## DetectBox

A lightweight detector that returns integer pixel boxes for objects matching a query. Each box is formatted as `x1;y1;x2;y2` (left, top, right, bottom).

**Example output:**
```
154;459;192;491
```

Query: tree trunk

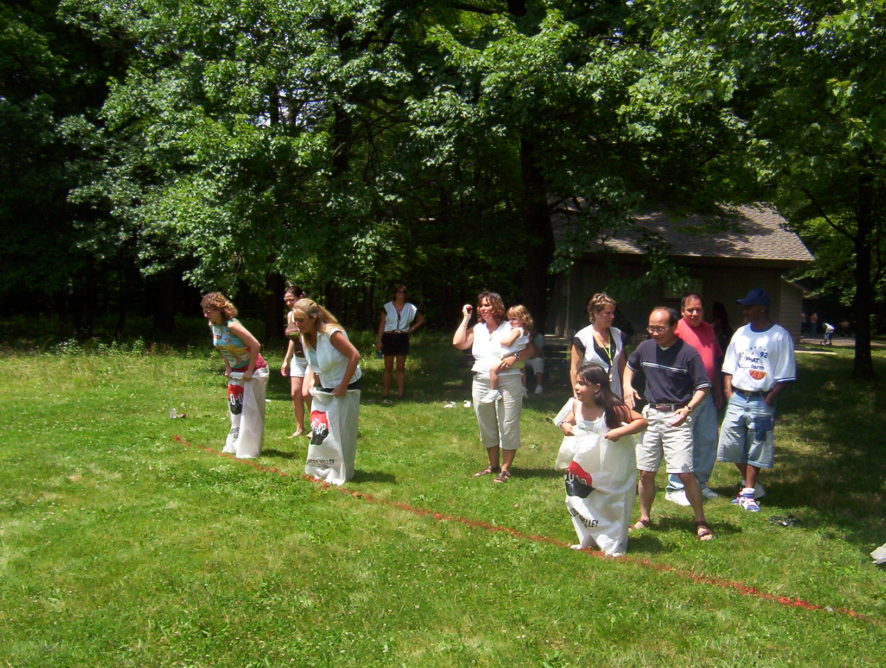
72;259;96;338
518;136;554;333
151;268;177;334
852;173;875;380
264;272;285;344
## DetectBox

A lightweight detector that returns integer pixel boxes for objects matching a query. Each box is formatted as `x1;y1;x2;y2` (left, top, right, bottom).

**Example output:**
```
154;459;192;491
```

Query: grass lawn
0;333;883;666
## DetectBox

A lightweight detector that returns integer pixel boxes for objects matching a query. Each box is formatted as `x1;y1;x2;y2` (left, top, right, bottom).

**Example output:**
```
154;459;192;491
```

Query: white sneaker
731;482;766;502
480;389;501;404
522;386;529;398
534;385;543;394
665;489;691;506
701;486;719;499
738;488;761;512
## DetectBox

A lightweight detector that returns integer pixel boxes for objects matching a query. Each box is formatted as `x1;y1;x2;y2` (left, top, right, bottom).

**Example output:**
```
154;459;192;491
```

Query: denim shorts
717;391;775;469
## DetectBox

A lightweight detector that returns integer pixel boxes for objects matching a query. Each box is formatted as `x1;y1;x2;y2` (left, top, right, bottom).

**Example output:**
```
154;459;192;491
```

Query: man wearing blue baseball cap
717;289;797;511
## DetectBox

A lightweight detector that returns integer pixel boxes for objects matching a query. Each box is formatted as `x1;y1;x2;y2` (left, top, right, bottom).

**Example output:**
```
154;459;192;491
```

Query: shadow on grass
750;352;886;555
512;466;566;480
352;470;397;484
262;448;299;460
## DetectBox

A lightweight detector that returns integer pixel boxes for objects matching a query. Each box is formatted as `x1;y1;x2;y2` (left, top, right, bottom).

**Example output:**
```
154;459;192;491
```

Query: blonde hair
201;292;238;320
292;298;343;345
507;304;534;334
586;292;616;324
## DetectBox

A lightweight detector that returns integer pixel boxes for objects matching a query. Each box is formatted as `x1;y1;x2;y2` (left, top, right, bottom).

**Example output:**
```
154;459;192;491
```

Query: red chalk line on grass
172;435;882;628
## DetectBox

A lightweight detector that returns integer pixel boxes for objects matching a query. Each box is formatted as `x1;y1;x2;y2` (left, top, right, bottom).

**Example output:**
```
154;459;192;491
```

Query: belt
649;403;686;412
318;378;362;393
734;389;766;398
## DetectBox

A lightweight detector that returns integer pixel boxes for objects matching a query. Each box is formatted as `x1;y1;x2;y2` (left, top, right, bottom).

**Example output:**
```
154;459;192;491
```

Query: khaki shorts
635;406;694;474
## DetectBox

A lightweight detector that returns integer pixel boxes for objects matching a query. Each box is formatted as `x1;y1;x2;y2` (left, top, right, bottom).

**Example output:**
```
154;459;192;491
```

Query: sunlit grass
0;337;883;665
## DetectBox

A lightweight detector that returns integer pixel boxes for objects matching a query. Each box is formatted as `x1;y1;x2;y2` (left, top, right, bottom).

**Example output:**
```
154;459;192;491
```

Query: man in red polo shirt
665;294;723;506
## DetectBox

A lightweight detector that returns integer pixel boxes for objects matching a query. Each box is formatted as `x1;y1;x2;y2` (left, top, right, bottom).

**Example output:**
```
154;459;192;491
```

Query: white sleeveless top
382;301;418;333
303;327;363;389
572;398;607;435
470;321;520;376
573;325;625;398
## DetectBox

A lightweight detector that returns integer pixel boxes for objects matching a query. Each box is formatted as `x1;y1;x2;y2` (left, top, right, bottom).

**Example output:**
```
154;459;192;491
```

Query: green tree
651;0;885;378
0;0;123;328
409;1;751;328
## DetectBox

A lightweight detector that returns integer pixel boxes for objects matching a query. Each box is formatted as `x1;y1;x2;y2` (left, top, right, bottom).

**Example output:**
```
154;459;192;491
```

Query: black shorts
381;331;410;356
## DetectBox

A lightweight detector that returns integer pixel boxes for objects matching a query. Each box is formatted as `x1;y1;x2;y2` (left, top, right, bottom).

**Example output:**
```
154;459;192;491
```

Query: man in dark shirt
624;307;714;541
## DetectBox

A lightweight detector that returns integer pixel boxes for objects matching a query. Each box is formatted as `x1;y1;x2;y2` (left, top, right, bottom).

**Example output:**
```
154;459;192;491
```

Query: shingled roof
609;204;813;265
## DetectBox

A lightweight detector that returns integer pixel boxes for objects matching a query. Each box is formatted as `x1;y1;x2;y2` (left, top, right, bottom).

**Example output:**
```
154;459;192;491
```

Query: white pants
472;373;522;450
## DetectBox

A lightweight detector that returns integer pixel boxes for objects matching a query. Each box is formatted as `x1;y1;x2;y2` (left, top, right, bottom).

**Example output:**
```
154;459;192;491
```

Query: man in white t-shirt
717;289;796;512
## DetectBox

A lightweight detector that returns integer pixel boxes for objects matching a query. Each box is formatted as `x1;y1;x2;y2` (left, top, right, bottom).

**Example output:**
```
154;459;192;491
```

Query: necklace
595;328;615;369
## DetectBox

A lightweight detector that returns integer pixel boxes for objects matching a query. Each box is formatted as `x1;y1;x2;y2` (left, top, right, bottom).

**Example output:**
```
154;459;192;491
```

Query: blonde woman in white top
292;298;362;484
570;292;627;399
292;298;362;395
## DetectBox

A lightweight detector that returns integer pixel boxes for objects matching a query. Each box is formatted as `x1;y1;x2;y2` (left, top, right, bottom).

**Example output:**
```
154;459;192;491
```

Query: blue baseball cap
737;288;770;306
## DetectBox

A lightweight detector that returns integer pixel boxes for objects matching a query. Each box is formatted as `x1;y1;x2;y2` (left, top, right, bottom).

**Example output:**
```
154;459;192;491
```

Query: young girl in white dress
556;364;646;556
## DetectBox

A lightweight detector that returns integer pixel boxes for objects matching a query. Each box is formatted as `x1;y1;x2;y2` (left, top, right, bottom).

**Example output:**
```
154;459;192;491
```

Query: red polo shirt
675;318;722;381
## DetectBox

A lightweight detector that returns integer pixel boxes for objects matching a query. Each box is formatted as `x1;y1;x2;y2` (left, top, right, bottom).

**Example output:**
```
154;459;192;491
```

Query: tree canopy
3;0;884;374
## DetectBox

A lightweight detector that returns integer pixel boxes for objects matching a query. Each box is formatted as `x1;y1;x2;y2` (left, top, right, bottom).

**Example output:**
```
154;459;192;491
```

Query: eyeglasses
396;289;407;293
647;326;669;334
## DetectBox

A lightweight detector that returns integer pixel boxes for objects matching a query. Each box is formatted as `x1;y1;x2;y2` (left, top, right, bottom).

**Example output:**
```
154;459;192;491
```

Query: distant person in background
710;301;734;352
571;293;627;399
281;285;313;437
717;289;796;512
822;322;835;346
201;292;269;459
525;330;546;394
375;284;424;400
809;311;819;337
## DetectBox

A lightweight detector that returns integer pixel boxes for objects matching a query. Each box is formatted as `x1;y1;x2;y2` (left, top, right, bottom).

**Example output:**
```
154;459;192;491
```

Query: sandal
695;521;715;541
493;469;511;483
473;465;501;477
629;518;653;532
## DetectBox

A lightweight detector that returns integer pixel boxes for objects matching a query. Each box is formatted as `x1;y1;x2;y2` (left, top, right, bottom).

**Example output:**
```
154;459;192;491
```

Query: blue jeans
666;394;718;491
717;391;775;469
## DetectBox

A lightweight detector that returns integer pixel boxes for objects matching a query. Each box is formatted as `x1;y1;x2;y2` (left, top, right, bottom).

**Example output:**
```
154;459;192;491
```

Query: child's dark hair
577;363;627;429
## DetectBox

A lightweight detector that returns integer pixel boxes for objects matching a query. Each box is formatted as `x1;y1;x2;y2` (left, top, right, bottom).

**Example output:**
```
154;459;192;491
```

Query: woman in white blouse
375;284;425;399
452;291;531;483
570;292;627;399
